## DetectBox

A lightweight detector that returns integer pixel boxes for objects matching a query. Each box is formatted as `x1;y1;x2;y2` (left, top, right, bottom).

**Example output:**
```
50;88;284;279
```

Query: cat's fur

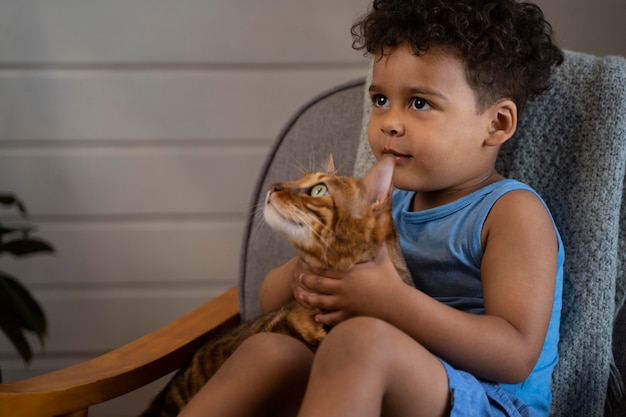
139;155;412;417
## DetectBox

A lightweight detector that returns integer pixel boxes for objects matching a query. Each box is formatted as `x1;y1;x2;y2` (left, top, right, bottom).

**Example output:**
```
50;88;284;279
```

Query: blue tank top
392;179;564;415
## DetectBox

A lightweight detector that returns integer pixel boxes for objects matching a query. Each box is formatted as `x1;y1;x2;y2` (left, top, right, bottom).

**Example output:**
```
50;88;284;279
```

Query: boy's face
368;44;505;201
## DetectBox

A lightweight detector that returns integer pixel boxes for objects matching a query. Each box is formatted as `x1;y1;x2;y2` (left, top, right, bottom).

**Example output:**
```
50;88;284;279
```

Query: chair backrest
239;79;366;320
496;50;626;417
239;50;626;417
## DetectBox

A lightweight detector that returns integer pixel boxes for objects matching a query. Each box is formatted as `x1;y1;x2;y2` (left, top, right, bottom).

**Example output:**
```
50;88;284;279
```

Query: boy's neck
409;171;505;212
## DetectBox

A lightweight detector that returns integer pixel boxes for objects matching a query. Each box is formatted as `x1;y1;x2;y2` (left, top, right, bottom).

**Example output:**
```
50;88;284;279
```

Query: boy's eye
410;97;431;110
372;94;390;107
309;184;329;198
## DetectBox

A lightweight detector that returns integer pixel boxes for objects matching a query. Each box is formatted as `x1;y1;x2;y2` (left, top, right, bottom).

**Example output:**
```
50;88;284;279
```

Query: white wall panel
0;68;366;141
0;146;267;215
534;0;626;57
0;219;246;286
0;0;371;64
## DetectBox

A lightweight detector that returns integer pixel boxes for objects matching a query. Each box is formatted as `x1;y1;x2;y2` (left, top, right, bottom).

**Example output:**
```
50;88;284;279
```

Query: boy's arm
259;256;306;313
299;190;558;384
464;189;557;382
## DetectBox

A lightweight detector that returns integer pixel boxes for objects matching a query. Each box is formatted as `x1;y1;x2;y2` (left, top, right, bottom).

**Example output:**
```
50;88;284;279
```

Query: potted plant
0;193;54;381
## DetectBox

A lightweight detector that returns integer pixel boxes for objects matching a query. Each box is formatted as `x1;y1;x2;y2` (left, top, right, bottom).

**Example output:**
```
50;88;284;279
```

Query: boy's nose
379;110;405;136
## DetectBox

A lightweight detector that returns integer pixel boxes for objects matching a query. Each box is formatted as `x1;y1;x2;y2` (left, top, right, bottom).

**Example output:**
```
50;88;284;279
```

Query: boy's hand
296;245;406;326
289;257;315;304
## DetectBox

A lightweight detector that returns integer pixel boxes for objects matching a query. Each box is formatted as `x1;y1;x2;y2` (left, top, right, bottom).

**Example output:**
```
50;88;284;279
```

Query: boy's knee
239;332;313;369
326;316;395;350
311;317;406;374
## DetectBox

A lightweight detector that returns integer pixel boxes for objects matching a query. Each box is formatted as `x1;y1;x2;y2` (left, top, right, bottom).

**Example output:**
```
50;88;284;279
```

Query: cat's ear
362;155;394;211
324;154;337;173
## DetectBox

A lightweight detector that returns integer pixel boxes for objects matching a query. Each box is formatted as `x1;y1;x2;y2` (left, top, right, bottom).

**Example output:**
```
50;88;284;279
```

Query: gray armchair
2;50;624;417
242;49;626;417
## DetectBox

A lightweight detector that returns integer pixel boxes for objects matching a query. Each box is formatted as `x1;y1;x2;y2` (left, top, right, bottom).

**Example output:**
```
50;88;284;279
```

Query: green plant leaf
0;309;33;363
0;195;48;367
0;194;28;217
0;272;47;338
1;238;55;256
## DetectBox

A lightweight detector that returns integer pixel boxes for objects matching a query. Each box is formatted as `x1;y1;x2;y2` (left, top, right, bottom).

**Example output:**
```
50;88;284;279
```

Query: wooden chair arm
0;287;240;417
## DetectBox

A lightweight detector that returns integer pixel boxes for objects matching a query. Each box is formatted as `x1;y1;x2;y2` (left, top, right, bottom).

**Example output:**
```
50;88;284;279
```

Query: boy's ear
485;99;517;147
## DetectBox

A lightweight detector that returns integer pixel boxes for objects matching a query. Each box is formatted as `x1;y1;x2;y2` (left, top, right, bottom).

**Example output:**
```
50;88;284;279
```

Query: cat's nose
271;184;283;193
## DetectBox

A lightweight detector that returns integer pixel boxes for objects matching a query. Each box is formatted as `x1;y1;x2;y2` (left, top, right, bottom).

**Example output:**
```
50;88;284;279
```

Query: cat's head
264;155;395;271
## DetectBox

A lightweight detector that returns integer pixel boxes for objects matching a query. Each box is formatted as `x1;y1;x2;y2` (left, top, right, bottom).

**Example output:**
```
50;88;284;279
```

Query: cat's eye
309;184;329;198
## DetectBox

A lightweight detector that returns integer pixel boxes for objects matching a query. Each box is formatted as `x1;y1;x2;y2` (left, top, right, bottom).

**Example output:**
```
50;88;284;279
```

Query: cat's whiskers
288;154;310;176
250;201;270;240
251;201;265;222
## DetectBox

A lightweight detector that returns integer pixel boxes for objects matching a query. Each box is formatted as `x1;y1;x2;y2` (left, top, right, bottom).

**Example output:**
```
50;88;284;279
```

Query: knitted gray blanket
354;50;626;417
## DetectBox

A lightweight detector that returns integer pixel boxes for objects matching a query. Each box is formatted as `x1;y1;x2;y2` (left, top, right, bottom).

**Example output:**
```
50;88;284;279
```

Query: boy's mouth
383;148;411;161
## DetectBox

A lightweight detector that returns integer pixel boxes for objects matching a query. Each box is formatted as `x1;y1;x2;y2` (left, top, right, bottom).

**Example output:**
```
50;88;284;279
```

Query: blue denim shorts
441;361;543;417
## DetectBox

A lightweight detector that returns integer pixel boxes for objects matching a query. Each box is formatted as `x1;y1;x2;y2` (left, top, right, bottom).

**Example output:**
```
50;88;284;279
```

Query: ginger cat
139;155;411;416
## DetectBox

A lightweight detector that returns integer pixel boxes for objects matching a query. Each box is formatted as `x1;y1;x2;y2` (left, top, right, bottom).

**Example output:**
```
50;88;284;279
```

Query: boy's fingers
315;310;349;327
299;272;335;293
299;287;339;311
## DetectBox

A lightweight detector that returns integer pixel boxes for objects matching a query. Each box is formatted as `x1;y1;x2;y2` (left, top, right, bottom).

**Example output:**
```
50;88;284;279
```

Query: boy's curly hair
351;0;563;114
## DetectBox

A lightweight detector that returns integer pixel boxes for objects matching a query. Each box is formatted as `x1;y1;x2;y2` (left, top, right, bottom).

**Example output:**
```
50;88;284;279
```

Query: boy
180;1;564;416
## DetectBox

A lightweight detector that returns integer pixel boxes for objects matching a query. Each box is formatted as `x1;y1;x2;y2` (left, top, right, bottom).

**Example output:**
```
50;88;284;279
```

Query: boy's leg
297;316;450;417
179;332;314;417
